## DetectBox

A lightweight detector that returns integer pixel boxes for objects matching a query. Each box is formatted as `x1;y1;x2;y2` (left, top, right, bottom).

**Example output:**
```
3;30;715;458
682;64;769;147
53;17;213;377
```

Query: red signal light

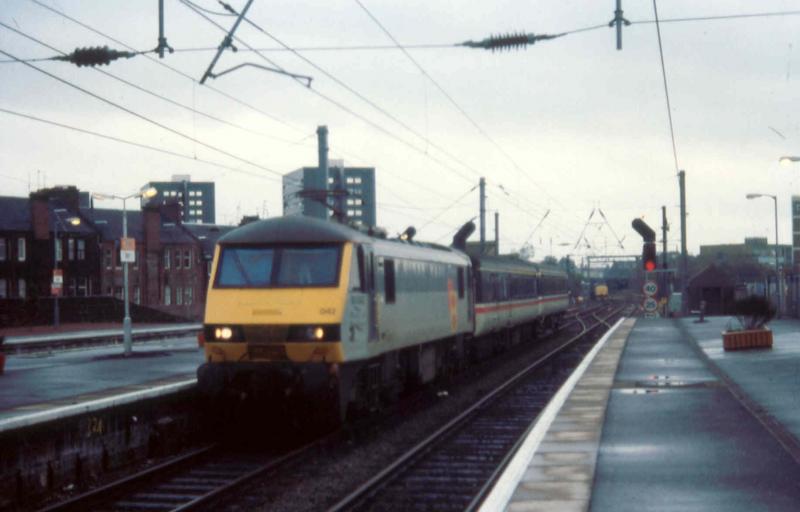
644;260;656;272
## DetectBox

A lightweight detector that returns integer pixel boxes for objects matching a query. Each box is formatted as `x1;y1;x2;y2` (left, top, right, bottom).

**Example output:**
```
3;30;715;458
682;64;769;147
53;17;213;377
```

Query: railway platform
483;316;800;512
0;334;202;432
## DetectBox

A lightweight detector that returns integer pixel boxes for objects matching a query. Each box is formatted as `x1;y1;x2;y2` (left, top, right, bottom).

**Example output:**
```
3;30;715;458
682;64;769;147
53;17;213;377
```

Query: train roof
218;215;374;245
473;254;567;277
217;217;469;265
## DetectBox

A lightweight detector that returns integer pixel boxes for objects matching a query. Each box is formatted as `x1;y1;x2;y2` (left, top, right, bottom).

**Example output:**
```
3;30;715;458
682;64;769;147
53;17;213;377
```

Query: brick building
0;186;228;322
86;203;205;320
0;189;101;300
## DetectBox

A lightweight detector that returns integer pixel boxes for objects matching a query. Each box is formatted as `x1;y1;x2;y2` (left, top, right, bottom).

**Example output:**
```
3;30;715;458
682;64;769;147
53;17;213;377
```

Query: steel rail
40;438;320;512
328;305;623;512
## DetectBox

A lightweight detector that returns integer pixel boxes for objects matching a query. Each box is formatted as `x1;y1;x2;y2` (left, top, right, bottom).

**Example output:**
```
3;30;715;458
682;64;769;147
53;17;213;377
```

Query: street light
779;156;800;166
51;208;81;328
745;193;782;314
92;186;157;356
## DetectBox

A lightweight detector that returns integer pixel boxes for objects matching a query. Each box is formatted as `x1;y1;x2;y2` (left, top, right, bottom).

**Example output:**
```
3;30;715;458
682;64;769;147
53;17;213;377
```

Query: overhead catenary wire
651;0;680;173
416;185;478;233
353;0;587;230
181;0;480;186
0;107;279;183
22;0;450;222
0;22;303;147
12;2;468;231
28;0;300;133
0;48;296;183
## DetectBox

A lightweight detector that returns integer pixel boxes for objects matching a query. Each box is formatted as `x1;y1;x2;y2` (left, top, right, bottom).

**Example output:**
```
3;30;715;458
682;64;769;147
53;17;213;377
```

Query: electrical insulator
460;32;560;52
57;46;137;67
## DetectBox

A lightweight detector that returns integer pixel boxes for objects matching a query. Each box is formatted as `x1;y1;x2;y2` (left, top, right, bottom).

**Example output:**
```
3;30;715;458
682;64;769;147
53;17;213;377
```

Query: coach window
457;267;465;298
384;259;396;303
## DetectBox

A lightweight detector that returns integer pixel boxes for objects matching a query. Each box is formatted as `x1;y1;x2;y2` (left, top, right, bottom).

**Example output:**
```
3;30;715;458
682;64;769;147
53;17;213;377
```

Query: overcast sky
1;1;798;263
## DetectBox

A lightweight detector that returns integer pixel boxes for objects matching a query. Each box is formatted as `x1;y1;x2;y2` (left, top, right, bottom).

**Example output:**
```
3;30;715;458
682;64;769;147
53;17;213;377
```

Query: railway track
39;304;621;512
39;442;313;512
327;305;625;512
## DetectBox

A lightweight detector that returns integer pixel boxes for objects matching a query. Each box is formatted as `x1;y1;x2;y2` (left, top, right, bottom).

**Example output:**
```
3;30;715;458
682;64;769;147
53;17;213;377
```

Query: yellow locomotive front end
196;216;372;426
201;242;351;365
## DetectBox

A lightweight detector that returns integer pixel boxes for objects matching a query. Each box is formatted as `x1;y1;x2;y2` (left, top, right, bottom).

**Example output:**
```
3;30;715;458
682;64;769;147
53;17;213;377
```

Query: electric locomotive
197;216;570;424
198;216;473;422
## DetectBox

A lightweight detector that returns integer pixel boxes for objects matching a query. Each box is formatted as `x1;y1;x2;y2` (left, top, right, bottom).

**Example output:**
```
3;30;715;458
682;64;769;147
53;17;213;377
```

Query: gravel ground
205;317;597;512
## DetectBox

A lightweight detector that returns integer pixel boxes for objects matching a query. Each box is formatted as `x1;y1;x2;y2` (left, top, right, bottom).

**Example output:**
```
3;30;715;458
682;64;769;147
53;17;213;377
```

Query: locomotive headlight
215;327;233;340
313;327;325;340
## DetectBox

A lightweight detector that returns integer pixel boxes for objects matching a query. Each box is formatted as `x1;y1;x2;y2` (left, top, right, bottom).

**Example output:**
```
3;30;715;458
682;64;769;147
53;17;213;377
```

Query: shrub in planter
723;295;775;351
733;294;776;330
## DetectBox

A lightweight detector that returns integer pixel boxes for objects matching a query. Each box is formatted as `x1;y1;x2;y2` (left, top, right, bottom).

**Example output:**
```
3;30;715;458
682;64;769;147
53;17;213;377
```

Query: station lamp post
51;208;81;328
92;187;158;356
746;193;782;314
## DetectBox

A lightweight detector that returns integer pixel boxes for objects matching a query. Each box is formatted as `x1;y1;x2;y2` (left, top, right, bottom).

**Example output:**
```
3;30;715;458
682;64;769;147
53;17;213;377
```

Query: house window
197;191;203;197
55;238;62;262
78;278;88;297
175;249;182;269
115;286;123;300
189;190;196;197
184;249;191;269
185;286;193;305
68;278;77;297
134;286;141;304
0;279;6;298
0;238;6;261
104;248;112;269
164;285;171;305
164;249;170;269
196;200;203;206
17;237;25;261
18;279;26;299
176;286;183;305
133;249;139;270
68;238;75;260
77;239;86;260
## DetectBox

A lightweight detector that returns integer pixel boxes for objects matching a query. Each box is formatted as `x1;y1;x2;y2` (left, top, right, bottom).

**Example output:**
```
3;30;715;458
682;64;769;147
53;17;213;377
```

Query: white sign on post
120;237;136;263
643;280;658;296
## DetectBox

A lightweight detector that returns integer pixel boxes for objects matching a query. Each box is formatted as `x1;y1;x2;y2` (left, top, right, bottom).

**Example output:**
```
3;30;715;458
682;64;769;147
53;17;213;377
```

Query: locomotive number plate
248;344;288;361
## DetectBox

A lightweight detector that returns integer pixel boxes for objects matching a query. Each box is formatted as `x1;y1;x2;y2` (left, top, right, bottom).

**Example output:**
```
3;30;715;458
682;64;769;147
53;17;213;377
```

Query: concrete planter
722;328;773;351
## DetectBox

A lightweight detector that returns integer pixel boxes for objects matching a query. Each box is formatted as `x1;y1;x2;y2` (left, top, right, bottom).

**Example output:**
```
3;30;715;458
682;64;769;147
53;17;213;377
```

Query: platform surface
0;336;202;424
488;316;800;512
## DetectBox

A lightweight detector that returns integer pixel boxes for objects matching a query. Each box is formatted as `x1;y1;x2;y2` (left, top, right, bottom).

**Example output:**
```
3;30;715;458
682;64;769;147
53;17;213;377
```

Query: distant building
143;175;215;224
0;185;227;322
699;237;792;271
282;162;376;228
793;195;800;272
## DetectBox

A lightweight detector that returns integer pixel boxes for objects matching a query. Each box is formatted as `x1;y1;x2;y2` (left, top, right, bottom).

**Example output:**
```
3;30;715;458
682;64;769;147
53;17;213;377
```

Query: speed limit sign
643;280;658;296
643;297;658;312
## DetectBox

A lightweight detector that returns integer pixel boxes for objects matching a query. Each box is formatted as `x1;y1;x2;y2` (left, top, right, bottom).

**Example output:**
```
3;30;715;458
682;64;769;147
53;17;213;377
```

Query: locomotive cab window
457;267;465;298
215;244;341;288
